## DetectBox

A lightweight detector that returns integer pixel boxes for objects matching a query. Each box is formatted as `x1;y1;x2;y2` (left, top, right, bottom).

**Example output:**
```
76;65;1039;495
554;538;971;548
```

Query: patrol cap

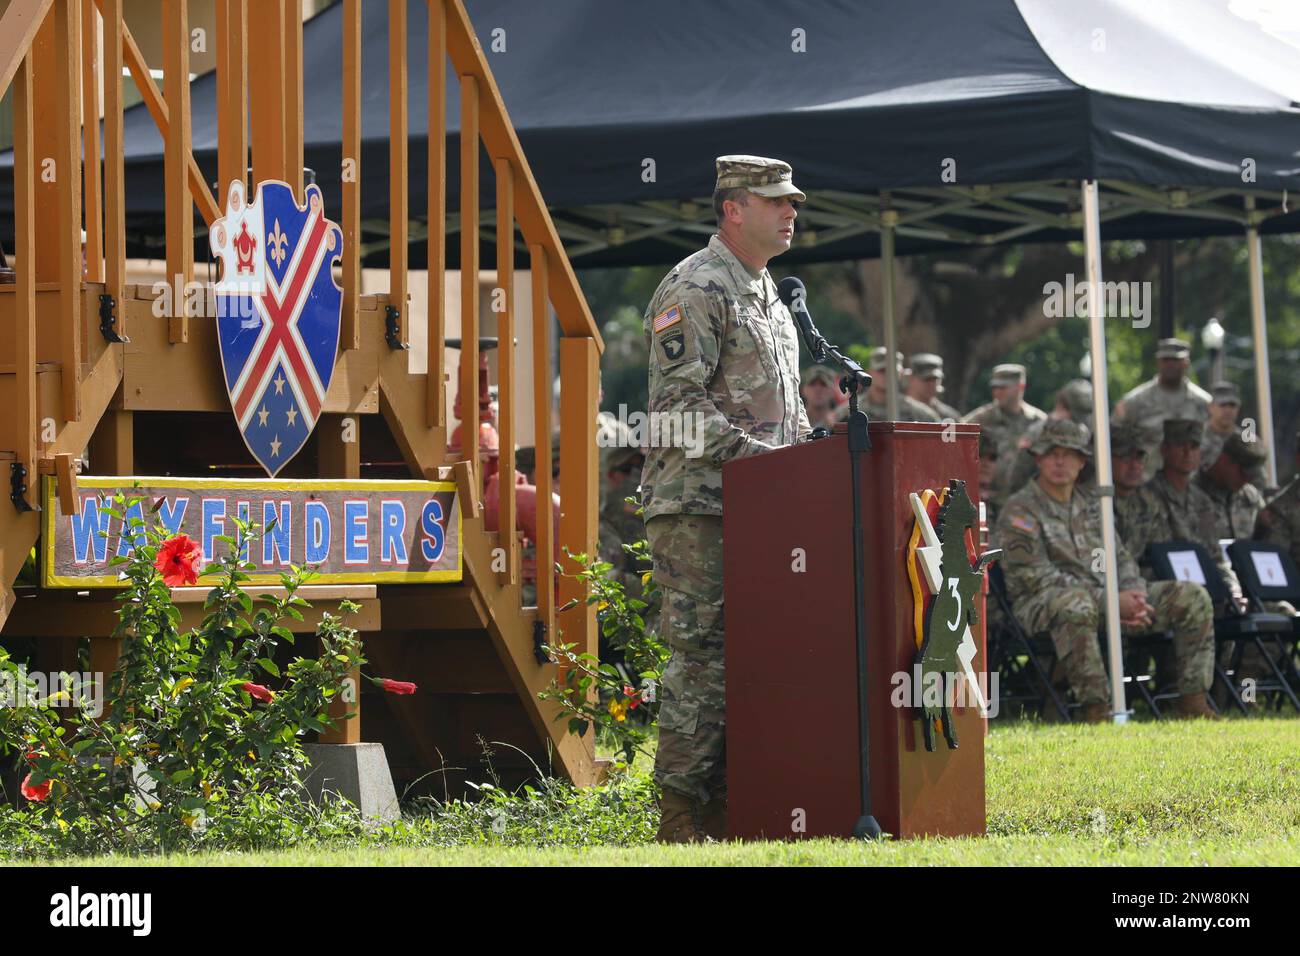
869;347;904;372
715;155;806;202
1155;337;1192;359
1030;418;1092;458
1162;418;1203;445
1056;379;1093;422
990;364;1026;387
1220;432;1267;474
909;353;944;379
1110;421;1148;458
801;364;838;387
1211;381;1241;405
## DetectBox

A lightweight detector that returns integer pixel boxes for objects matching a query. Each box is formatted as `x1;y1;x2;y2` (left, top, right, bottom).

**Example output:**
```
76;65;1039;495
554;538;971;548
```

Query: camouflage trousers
1013;580;1214;706
645;513;725;805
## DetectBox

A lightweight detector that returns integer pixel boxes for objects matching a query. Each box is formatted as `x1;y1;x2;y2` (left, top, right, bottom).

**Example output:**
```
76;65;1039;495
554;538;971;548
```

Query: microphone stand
793;305;882;841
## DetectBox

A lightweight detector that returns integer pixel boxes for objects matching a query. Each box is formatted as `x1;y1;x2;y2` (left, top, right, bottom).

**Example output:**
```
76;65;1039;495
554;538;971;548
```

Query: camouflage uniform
907;353;961;421
1112;338;1212;480
642;156;810;805
1196;469;1266;540
1199;382;1242;470
993;420;1214;706
964;364;1047;510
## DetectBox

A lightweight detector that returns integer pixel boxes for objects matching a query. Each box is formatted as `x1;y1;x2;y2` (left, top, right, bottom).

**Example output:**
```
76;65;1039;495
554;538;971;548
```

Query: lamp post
1202;317;1226;384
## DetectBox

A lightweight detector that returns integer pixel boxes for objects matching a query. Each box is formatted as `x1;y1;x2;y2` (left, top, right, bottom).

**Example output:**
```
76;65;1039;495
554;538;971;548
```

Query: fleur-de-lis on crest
268;218;288;268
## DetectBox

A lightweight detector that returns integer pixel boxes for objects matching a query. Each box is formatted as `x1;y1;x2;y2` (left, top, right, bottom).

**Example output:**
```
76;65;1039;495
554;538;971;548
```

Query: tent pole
1244;197;1278;488
1081;180;1127;724
881;207;899;420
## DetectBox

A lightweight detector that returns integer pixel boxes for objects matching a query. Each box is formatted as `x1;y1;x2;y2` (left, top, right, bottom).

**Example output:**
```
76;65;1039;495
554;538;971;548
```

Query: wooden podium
723;421;987;840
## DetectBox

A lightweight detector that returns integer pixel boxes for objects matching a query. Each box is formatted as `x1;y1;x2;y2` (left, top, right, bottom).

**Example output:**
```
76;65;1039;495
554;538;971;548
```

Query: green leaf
257;658;281;678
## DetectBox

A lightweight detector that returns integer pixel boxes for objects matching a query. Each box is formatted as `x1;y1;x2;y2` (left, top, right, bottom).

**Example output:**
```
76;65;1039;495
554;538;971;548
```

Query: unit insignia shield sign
209;180;343;477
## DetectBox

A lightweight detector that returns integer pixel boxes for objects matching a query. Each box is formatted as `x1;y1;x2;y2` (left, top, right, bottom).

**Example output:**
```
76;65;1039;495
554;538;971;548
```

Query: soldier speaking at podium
640;156;811;842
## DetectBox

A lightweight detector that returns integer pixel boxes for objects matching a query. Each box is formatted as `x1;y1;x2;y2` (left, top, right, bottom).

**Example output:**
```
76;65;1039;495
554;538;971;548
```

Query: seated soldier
1197;432;1269;540
993;419;1218;721
1142;419;1244;610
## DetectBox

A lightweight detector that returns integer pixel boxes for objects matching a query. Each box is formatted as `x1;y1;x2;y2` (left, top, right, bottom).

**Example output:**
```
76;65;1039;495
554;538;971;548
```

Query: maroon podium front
723;421;986;840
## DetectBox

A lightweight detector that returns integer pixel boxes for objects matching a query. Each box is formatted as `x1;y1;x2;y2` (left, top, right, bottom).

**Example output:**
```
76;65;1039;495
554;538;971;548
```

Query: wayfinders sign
42;476;461;588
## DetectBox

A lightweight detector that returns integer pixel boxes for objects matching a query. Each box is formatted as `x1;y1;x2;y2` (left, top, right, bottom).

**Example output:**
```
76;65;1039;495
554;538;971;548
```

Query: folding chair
1225;541;1300;711
986;563;1071;721
1148;540;1297;714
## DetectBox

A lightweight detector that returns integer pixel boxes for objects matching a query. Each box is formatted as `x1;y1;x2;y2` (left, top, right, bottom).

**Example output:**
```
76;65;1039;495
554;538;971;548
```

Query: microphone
776;277;821;359
777;275;871;393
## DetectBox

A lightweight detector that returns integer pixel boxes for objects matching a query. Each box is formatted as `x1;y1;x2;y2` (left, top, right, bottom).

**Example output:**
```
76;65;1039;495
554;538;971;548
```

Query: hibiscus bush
0;493;412;855
539;538;667;769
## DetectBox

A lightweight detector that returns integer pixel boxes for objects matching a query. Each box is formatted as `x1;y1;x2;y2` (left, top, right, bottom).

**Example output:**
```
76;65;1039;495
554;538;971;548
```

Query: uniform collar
709;234;767;298
1029;477;1088;513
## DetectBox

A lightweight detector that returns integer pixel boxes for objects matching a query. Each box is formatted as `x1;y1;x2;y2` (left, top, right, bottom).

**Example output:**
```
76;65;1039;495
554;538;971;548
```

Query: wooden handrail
459;73;481;492
53;2;82;422
427;0;447;427
495;155;516;583
12;54;37;509
163;0;192;344
389;0;410;346
92;0;221;227
102;0;125;335
80;0;103;284
0;0;52;103
444;0;602;349
531;244;554;631
341;0;361;350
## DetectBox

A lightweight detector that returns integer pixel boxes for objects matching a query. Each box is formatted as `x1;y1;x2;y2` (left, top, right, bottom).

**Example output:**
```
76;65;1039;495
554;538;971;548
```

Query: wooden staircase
0;0;605;791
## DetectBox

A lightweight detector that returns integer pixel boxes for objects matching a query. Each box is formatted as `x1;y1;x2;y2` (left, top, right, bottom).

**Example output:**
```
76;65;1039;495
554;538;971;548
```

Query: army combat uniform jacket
640;234;810;521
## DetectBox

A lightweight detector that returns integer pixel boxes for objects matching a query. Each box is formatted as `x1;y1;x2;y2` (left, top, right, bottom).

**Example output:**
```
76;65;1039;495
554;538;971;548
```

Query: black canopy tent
2;0;1298;265
3;0;1298;720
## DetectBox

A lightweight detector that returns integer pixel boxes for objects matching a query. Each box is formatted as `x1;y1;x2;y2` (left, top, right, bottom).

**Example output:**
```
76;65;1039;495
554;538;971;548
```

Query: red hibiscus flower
624;685;641;710
20;773;51;802
154;534;202;587
240;682;275;703
380;679;417;695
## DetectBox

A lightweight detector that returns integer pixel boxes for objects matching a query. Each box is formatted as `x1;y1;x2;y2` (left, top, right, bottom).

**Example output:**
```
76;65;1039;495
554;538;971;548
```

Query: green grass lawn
20;715;1300;866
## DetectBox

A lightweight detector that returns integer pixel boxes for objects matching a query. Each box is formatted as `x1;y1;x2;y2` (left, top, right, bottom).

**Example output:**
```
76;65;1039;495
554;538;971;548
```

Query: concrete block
301;742;400;824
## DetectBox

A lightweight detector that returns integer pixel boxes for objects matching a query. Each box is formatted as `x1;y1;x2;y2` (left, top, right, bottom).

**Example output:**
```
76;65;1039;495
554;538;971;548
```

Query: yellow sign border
42;475;464;588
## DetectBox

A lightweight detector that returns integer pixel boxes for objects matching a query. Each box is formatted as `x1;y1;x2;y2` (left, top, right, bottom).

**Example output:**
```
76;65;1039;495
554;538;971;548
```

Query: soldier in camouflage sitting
1197;432;1269;541
1142;419;1243;608
994;419;1218;721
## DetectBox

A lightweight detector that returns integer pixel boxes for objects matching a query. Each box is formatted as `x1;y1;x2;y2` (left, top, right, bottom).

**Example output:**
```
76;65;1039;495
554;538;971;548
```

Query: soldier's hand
1118;589;1154;628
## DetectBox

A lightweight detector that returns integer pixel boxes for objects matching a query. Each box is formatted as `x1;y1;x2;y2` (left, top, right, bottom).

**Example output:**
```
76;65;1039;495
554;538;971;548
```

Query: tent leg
880;203;899;421
1245;197;1277;489
1081;180;1127;725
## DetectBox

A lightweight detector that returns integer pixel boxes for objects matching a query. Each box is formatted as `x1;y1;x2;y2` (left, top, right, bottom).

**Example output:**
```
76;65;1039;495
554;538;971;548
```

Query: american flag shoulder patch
653;304;683;333
1010;514;1037;534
